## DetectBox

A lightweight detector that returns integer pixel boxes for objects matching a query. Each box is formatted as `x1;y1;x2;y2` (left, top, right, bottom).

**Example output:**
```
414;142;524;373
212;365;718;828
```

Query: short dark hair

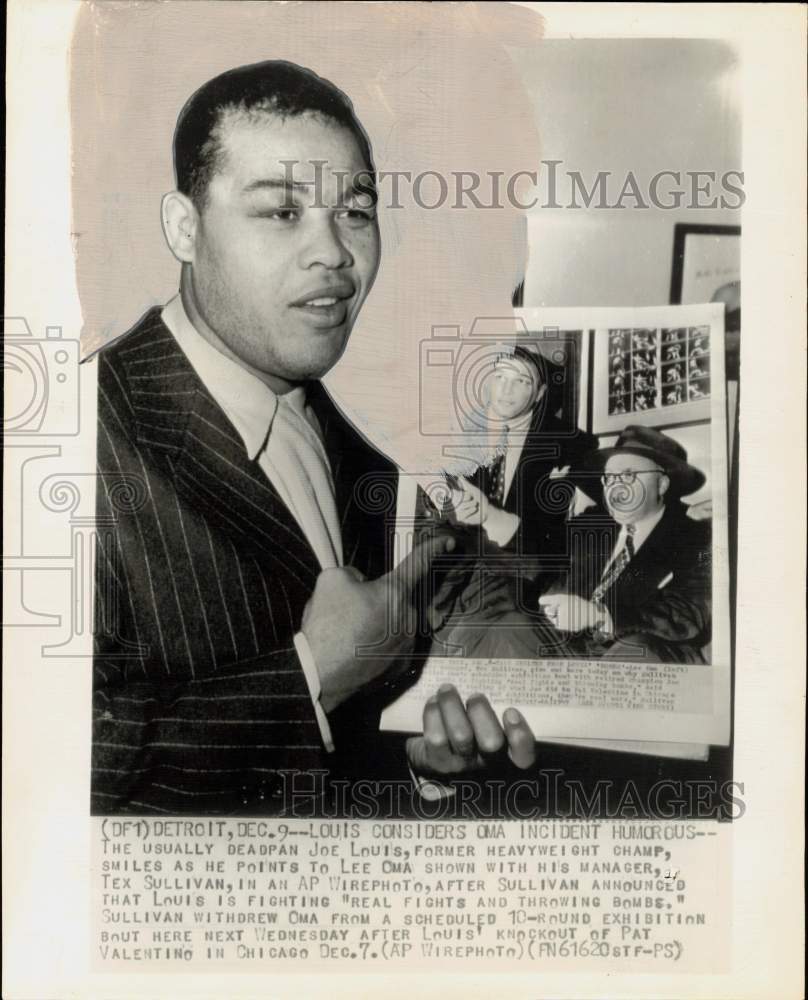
496;345;545;387
173;59;375;207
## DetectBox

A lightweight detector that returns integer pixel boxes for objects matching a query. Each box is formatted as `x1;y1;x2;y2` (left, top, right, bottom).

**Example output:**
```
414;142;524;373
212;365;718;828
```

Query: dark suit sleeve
92;660;317;815
92;525;324;815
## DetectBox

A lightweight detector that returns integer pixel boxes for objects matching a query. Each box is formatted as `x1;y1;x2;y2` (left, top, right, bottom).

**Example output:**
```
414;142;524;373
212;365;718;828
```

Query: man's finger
423;696;450;752
503;708;536;769
437;684;475;757
465;694;506;754
389;532;457;594
537;596;560;624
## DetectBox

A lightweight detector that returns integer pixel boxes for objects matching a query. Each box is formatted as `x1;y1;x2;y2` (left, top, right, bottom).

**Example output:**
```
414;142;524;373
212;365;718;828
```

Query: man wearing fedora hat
536;424;712;663
432;424;712;667
405;424;712;798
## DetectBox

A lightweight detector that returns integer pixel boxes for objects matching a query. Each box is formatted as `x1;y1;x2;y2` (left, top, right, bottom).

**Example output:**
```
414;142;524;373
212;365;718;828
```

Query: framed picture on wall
669;223;741;305
590;303;724;435
669;222;741;458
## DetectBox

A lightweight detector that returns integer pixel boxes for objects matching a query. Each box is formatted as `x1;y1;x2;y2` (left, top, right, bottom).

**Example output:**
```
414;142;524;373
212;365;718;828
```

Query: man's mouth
290;283;356;327
305;296;340;307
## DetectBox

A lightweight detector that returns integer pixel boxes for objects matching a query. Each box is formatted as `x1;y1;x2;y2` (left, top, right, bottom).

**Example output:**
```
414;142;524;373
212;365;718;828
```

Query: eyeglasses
601;469;663;487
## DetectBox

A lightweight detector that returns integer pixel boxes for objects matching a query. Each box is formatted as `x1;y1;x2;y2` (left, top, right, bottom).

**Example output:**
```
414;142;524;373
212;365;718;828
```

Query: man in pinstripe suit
92;61;535;816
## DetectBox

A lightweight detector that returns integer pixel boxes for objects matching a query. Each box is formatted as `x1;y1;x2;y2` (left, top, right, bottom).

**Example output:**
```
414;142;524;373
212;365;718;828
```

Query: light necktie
264;388;343;570
591;523;635;603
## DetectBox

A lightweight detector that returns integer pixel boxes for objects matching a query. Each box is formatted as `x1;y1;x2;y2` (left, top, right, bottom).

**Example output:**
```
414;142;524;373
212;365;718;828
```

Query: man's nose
299;217;353;269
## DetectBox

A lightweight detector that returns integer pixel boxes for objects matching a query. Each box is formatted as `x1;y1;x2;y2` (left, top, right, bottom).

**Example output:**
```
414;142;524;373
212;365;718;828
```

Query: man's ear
161;191;199;264
658;472;670;499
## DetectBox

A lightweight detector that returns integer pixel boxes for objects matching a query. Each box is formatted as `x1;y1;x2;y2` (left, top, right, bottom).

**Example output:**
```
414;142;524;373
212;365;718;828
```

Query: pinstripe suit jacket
92;308;397;815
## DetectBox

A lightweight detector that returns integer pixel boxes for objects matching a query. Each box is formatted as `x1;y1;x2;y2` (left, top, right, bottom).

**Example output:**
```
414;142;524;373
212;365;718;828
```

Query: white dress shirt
162;296;337;751
500;409;534;500
480;409;537;548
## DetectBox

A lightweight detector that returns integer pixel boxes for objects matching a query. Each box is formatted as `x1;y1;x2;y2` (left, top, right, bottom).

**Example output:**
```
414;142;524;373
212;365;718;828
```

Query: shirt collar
162;295;286;460
485;406;534;440
507;409;535;435
621;504;666;551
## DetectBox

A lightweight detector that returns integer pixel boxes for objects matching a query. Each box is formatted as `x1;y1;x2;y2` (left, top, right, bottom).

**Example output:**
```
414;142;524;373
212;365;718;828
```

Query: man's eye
253;208;300;222
335;208;376;225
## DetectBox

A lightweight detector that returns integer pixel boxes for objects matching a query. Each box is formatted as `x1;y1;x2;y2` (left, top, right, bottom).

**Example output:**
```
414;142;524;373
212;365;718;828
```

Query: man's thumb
390;532;456;594
342;566;366;583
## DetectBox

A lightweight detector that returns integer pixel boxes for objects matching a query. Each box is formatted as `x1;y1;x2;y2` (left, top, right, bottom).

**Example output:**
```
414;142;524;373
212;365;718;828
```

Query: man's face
602;452;668;524
488;357;543;422
187;111;380;384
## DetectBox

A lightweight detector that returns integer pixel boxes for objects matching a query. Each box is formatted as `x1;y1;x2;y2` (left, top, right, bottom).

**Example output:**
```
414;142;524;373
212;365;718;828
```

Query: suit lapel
613;506;679;602
308;381;366;569
123;310;320;586
506;409;564;513
559;509;615;599
307;381;395;577
306;380;344;488
174;394;320;584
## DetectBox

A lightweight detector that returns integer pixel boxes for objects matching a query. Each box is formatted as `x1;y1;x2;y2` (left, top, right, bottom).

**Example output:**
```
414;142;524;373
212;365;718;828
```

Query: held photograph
387;304;730;818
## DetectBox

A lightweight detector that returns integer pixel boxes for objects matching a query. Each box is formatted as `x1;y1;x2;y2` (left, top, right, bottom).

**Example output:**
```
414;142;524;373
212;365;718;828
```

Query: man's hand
452;478;489;527
406;685;536;776
452;476;520;547
538;593;611;634
302;533;455;714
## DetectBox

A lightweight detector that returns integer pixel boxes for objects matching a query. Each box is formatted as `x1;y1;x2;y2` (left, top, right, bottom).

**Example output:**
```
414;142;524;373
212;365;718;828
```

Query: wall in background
509;38;741;506
510;39;742;307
